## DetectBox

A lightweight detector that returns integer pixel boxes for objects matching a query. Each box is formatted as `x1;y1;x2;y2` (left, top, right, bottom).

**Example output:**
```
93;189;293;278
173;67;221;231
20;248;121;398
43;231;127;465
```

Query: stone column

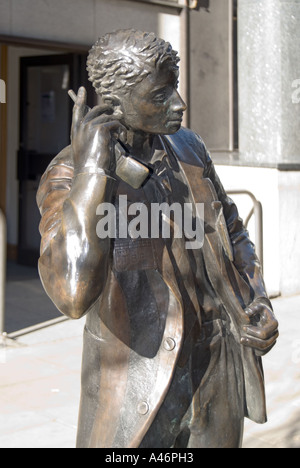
235;0;300;296
238;0;300;165
190;0;234;150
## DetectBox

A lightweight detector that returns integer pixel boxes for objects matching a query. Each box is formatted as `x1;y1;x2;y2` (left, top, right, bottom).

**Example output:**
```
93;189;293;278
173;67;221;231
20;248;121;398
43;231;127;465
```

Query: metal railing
227;190;264;272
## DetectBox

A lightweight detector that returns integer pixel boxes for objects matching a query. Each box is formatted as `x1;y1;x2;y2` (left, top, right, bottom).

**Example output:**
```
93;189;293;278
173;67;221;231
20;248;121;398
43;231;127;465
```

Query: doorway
0;42;95;334
17;53;93;265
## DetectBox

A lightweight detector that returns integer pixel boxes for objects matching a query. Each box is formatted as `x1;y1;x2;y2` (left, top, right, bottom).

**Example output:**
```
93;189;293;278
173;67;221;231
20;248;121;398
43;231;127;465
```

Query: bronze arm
37;147;116;319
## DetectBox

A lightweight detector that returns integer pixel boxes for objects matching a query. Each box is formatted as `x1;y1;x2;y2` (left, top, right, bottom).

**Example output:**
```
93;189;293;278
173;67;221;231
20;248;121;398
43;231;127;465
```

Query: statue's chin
165;123;182;134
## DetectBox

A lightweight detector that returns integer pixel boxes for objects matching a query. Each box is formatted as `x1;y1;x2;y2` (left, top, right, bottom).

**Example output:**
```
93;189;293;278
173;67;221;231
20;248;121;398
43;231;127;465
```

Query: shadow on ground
4;261;61;334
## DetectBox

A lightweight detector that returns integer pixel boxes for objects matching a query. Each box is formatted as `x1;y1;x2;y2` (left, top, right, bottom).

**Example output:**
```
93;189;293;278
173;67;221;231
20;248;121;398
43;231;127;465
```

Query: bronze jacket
37;127;268;448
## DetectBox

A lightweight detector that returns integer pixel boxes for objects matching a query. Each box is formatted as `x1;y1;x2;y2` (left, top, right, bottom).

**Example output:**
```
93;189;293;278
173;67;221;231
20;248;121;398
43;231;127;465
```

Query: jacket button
137;401;149;415
163;337;176;351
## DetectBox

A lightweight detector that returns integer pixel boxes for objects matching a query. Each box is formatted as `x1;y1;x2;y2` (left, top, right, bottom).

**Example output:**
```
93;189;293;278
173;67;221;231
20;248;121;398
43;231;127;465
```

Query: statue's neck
126;130;154;162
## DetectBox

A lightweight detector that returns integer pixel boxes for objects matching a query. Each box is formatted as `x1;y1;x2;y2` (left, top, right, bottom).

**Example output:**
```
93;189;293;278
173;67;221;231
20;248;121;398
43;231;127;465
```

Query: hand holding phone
69;88;149;188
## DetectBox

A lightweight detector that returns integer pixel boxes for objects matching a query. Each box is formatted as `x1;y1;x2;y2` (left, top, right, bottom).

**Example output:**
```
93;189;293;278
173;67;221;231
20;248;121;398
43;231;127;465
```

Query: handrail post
0;209;6;336
227;190;264;273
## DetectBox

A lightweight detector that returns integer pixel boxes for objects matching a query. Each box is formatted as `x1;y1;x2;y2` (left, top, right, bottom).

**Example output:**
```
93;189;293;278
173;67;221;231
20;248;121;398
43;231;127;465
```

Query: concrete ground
0;262;299;448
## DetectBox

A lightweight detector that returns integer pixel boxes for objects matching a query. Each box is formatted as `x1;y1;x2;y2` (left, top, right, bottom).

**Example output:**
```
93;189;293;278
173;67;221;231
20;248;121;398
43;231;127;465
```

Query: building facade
0;0;299;297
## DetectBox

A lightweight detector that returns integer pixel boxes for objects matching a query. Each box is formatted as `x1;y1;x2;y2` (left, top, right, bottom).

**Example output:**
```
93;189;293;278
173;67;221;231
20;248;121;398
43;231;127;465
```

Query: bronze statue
37;29;278;448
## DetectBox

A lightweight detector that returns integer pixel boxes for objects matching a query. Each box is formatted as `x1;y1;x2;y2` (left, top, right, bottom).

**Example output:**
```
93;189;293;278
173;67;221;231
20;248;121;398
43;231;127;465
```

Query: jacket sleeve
37;146;116;319
202;146;269;303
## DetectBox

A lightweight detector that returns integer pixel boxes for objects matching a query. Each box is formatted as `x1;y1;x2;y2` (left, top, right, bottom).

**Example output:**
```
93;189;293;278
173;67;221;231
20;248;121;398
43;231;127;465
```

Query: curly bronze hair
86;29;180;101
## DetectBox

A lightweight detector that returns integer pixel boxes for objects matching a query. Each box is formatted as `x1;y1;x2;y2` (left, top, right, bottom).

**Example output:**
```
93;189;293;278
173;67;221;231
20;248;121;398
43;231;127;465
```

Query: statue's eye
153;88;170;103
153;93;166;102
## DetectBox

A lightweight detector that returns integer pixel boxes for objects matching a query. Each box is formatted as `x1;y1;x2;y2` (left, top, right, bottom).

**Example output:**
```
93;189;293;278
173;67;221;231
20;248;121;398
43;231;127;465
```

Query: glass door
17;53;92;265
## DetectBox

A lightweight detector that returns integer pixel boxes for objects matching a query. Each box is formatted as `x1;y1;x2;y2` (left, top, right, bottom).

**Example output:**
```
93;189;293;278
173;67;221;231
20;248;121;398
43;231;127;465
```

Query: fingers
83;104;114;124
81;104;127;143
241;299;279;356
105;121;127;144
241;330;279;356
245;301;279;335
68;89;78;102
243;319;278;341
90;119;128;145
71;87;87;138
244;300;266;318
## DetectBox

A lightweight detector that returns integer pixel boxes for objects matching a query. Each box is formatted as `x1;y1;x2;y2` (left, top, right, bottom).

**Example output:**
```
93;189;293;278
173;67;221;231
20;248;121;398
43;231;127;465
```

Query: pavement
0;262;299;449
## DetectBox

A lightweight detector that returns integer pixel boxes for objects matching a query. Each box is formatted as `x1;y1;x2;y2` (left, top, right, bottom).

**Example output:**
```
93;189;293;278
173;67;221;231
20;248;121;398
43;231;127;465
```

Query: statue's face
119;63;187;135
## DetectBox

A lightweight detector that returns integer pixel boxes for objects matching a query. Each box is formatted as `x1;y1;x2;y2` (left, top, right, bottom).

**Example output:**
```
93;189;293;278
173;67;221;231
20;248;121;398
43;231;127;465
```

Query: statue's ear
102;94;124;119
102;94;120;107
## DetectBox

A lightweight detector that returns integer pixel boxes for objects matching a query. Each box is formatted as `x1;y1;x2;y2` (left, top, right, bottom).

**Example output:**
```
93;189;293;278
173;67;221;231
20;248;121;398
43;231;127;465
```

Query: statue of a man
37;29;278;448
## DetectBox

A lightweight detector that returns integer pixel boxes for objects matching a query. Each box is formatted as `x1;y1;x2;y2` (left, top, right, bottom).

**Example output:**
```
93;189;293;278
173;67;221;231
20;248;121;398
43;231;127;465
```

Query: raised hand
70;87;127;175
